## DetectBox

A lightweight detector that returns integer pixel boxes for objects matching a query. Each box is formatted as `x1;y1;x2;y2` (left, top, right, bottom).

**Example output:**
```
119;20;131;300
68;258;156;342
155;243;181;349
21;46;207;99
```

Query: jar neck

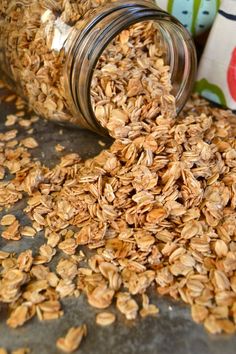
65;1;197;134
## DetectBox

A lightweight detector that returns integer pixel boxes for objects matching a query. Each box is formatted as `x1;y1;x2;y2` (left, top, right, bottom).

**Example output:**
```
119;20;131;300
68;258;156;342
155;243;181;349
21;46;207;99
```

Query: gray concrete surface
0;86;236;354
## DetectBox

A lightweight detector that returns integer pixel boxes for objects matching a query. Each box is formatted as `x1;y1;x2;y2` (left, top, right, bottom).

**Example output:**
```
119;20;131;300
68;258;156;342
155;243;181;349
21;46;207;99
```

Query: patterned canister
196;0;236;110
155;0;220;36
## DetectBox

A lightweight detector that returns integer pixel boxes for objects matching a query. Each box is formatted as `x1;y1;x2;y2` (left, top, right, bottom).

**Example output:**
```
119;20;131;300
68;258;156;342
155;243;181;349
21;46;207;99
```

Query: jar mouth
67;1;197;135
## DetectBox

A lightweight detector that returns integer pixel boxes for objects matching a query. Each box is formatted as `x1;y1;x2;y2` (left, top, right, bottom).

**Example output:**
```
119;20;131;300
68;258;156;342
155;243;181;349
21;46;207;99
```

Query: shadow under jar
0;0;197;135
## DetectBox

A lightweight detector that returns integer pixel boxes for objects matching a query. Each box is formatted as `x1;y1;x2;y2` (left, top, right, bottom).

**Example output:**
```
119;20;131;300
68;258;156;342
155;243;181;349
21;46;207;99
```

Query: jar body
0;0;197;134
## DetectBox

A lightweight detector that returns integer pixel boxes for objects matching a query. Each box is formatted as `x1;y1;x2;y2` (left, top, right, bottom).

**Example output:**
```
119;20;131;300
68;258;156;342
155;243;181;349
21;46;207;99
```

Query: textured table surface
0;87;236;354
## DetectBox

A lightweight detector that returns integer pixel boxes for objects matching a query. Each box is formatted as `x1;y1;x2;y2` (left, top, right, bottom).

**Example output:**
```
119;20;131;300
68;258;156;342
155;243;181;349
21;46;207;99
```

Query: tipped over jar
0;0;197;135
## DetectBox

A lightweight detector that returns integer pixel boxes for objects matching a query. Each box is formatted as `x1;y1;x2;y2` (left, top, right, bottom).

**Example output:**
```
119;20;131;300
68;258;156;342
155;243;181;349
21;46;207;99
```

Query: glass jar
0;0;197;135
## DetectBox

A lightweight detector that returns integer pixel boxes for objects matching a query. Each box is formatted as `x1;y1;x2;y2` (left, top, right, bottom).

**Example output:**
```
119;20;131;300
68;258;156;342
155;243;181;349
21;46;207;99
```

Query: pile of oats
0;2;236;352
1;74;236;352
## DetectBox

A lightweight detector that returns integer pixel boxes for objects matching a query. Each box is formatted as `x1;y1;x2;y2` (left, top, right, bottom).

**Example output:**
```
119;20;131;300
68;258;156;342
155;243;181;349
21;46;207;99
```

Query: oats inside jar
91;21;174;139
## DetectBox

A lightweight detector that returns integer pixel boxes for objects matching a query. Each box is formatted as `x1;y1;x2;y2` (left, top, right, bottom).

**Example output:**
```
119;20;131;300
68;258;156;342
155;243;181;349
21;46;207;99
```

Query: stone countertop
0;87;235;354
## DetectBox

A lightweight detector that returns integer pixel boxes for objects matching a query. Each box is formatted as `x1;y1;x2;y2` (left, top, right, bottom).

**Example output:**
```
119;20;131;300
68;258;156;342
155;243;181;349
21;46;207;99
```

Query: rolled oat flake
0;0;196;135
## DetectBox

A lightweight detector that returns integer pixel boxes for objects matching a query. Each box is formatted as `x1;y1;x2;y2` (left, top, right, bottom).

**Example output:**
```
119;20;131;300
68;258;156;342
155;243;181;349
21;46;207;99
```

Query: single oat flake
0;349;7;354
1;214;16;226
56;325;87;353
12;349;30;354
96;312;116;326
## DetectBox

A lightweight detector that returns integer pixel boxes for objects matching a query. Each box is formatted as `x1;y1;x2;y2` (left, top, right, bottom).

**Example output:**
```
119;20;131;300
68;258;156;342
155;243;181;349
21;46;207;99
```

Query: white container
196;0;236;109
